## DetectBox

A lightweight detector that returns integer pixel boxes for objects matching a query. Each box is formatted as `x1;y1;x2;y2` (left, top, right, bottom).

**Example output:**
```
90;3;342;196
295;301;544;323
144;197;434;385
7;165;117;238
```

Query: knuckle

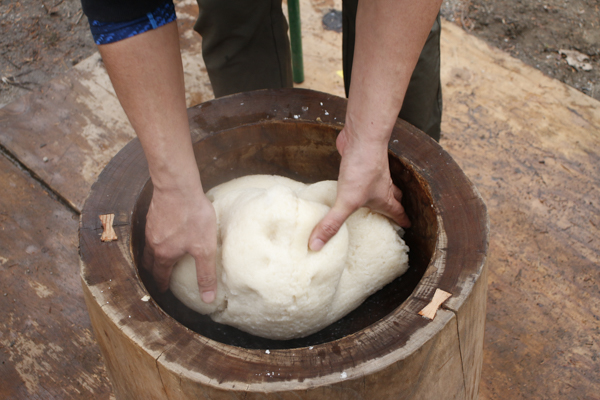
190;248;215;263
320;220;342;237
152;248;172;264
196;274;217;288
192;242;215;255
145;236;166;253
394;187;403;201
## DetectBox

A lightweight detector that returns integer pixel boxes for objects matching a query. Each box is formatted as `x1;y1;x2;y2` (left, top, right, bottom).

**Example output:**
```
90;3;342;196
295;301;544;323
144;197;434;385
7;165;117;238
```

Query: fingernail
309;238;325;252
202;290;215;303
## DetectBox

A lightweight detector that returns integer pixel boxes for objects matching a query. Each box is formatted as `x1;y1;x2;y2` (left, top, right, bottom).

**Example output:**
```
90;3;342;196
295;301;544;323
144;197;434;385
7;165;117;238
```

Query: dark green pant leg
194;0;293;98
342;1;442;141
399;15;442;141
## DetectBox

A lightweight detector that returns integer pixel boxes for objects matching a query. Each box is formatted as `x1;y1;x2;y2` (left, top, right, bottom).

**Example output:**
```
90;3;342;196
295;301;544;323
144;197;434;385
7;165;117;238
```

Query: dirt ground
441;0;600;100
0;0;95;107
1;0;598;104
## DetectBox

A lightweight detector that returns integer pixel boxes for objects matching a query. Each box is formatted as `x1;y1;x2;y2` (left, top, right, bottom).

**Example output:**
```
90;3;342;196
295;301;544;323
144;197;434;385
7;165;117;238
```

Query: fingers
143;245;217;302
141;242;170;293
151;256;175;293
309;205;355;251
384;185;411;228
381;195;411;228
193;250;217;304
143;245;174;293
393;185;403;202
309;184;411;252
141;241;155;273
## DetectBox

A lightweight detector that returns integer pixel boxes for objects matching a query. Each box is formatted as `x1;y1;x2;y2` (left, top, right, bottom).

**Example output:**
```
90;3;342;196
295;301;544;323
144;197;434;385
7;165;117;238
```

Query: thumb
193;254;217;304
309;205;354;251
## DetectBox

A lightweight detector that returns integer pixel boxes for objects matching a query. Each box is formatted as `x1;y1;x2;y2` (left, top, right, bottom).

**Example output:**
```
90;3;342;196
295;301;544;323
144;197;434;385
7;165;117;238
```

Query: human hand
142;185;218;303
308;128;411;251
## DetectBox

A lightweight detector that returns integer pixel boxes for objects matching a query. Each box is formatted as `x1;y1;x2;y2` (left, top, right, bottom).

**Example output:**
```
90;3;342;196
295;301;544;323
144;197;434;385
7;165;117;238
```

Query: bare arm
309;0;442;250
98;22;217;302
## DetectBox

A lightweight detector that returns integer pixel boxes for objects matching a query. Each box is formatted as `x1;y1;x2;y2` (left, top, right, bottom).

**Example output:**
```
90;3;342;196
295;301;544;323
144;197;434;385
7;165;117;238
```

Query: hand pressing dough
170;175;409;340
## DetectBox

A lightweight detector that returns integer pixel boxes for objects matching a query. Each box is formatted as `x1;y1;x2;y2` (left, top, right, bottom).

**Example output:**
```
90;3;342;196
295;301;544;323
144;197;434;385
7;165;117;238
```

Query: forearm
97;22;217;297
98;22;202;194
346;0;442;146
310;3;439;248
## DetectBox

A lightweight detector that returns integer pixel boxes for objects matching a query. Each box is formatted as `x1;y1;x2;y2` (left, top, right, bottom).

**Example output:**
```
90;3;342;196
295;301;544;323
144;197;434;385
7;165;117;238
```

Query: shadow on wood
79;88;488;399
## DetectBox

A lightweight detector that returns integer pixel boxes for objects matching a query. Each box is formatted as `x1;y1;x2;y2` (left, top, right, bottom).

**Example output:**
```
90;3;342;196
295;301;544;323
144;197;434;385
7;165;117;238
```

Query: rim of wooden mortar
79;88;489;392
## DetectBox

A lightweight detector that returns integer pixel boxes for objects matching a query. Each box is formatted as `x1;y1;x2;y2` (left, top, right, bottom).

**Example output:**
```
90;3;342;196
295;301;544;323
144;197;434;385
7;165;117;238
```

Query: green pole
287;0;304;83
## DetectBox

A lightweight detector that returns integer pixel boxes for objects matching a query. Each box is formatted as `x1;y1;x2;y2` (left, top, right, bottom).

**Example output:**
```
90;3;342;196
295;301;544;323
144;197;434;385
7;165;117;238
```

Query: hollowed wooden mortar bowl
80;88;488;399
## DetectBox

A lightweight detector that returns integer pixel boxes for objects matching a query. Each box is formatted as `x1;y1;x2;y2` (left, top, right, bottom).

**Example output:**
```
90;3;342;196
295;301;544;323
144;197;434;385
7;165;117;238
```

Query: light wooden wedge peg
419;288;452;320
99;214;118;242
80;90;489;399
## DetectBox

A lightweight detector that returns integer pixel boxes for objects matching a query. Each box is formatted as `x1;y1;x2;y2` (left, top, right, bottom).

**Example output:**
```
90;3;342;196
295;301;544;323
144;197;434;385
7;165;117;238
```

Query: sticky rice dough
170;175;409;340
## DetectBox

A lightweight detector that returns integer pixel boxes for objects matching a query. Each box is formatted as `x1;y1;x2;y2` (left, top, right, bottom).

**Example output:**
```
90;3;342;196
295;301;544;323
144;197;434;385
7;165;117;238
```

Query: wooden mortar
79;88;489;399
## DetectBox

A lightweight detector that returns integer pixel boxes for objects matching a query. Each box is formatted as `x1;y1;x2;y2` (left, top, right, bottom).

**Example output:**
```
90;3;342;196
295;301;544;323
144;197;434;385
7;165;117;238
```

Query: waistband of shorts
89;1;176;45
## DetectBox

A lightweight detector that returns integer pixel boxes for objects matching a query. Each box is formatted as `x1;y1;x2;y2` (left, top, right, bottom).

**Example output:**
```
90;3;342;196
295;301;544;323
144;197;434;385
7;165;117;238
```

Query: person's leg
342;1;442;141
398;15;442;141
194;0;293;98
342;0;358;99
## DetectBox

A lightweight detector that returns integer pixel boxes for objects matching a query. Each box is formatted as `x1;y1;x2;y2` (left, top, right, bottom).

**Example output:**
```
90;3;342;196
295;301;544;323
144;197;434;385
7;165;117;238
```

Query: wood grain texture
450;262;488;400
99;214;117;242
155;311;466;400
0;57;135;211
441;21;600;399
0;155;112;399
0;0;595;393
0;1;212;212
80;89;488;399
82;283;168;400
419;289;453;320
0;0;342;214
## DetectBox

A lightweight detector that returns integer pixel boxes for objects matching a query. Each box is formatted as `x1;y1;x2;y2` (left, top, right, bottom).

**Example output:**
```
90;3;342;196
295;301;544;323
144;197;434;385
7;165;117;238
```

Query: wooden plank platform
440;22;600;399
0;155;112;399
0;0;344;212
0;0;598;398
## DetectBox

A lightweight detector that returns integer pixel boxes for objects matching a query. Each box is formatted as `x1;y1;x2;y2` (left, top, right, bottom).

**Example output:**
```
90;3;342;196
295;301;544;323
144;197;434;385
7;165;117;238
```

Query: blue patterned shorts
89;1;177;45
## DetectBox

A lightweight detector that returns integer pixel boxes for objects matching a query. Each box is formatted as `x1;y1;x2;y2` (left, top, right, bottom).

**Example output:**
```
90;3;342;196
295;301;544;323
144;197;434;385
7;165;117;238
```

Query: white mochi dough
169;175;409;340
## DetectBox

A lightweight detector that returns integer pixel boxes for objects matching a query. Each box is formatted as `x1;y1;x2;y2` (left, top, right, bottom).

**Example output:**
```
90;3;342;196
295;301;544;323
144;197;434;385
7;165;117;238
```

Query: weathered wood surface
80;89;488;399
0;1;212;212
0;0;338;213
0;0;598;395
0;155;112;399
441;22;600;399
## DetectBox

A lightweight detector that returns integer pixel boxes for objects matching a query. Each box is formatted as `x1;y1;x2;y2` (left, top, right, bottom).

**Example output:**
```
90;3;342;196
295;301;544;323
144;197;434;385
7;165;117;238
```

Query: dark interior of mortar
131;121;437;350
